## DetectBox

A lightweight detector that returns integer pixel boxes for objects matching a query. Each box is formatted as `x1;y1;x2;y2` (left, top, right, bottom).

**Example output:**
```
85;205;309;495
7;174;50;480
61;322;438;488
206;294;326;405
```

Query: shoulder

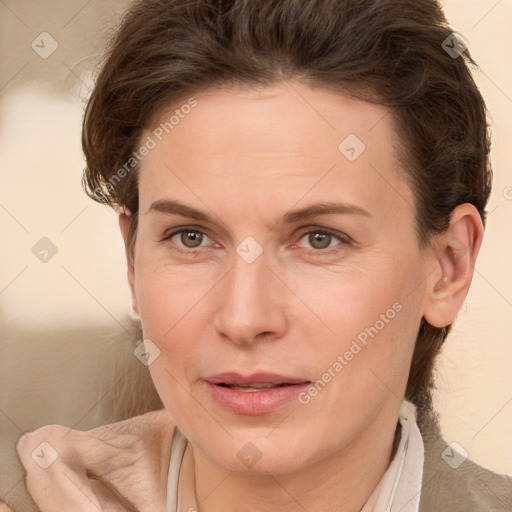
418;408;512;511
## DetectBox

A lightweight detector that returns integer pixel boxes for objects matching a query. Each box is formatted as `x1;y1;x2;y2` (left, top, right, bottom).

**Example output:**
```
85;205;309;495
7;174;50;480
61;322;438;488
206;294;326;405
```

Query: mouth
216;382;293;392
204;372;311;414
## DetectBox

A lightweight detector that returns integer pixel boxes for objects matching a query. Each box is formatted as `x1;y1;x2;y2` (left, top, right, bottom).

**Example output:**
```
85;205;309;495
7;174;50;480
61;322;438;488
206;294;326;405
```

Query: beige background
1;0;511;482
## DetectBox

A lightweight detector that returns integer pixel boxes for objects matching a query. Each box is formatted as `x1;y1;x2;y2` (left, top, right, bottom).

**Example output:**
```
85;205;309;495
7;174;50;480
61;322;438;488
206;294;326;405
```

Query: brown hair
81;0;492;419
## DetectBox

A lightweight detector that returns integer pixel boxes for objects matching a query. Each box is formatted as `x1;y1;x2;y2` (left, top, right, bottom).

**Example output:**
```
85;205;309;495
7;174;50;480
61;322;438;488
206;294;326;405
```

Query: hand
16;409;176;512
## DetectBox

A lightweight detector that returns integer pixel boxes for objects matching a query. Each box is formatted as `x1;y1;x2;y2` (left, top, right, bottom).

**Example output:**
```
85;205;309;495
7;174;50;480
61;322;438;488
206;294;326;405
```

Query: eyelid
295;226;351;241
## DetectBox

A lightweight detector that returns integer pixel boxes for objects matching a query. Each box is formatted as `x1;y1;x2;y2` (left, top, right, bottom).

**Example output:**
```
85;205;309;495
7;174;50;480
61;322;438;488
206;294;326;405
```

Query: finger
26;467;104;512
77;411;175;511
16;427;140;511
17;429;105;512
16;410;174;512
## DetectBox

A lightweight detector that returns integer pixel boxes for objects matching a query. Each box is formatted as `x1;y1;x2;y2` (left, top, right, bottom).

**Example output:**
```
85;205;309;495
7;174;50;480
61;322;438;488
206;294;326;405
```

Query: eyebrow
145;199;372;224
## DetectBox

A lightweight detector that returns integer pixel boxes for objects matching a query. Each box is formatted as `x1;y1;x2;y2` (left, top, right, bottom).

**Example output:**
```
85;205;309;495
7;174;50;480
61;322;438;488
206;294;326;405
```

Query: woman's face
126;82;435;474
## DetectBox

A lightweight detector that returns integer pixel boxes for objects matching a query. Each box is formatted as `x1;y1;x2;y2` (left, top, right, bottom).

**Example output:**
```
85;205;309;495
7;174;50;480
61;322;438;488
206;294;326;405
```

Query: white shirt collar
361;399;424;512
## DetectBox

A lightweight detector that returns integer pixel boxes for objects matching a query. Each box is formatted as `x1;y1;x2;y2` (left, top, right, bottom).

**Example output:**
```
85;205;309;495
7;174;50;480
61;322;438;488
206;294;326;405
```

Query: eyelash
159;226;351;256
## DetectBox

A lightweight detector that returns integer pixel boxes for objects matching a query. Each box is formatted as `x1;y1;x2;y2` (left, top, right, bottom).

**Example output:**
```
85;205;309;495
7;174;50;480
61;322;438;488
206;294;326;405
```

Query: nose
213;248;288;346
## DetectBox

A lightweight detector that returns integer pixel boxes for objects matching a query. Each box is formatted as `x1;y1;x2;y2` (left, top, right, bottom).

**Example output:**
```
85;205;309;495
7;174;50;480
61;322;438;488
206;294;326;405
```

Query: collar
361;399;425;512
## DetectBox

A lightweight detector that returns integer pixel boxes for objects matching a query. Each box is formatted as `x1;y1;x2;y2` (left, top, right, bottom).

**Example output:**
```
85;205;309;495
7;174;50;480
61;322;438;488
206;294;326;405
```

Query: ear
117;206;139;317
423;203;484;328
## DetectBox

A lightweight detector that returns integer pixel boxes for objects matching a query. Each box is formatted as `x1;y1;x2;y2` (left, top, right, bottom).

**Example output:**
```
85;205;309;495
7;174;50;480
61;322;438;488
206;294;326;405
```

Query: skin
115;81;483;512
13;80;483;512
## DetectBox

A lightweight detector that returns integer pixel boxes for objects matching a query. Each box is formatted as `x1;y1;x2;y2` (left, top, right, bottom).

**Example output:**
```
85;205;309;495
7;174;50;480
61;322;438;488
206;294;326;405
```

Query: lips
204;372;311;414
205;371;309;387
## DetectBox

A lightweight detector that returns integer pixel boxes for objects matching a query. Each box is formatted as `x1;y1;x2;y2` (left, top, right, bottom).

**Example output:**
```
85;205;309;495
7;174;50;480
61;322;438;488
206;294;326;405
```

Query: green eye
306;232;333;250
297;228;349;253
161;227;212;254
179;230;204;248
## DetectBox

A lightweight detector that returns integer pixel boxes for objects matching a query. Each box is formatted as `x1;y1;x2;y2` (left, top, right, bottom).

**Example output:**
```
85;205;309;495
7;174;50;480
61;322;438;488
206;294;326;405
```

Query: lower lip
204;381;310;415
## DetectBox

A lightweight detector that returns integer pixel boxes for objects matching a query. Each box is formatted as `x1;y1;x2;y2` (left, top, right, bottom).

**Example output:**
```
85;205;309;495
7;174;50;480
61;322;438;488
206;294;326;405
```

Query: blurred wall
1;0;511;475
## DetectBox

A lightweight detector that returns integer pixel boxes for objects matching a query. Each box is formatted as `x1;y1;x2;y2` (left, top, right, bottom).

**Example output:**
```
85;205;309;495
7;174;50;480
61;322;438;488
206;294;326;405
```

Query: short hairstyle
81;0;492;419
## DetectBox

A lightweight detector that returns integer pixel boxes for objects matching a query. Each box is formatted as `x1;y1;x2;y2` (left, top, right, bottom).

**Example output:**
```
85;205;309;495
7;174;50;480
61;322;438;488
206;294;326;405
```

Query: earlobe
117;207;139;316
423;204;484;328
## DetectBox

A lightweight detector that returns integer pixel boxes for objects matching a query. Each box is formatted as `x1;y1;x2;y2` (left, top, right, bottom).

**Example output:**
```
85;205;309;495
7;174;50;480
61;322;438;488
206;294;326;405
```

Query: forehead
137;82;413;222
147;82;396;160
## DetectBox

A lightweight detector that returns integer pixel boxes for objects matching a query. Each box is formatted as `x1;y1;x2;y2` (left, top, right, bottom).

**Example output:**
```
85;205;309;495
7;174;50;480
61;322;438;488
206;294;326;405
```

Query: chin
196;432;319;476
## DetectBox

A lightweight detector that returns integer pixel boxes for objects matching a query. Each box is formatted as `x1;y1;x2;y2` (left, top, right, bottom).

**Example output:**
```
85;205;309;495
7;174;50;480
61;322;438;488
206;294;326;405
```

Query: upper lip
205;372;310;386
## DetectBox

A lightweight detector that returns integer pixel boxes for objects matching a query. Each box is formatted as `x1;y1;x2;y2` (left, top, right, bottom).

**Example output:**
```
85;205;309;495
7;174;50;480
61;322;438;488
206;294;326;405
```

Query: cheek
132;263;197;390
307;296;413;391
295;297;417;444
134;266;203;419
293;259;422;396
290;258;416;345
134;254;211;334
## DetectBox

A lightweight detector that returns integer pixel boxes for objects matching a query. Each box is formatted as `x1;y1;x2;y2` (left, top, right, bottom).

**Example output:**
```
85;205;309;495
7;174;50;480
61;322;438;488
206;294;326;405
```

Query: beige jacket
417;408;512;511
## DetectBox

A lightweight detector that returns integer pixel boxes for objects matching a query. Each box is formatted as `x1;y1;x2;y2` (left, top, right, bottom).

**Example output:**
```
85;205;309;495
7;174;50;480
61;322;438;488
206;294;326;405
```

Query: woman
9;0;512;510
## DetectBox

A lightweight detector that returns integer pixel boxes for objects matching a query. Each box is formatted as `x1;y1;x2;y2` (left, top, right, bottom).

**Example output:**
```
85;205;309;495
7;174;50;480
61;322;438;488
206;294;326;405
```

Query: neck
183;400;402;512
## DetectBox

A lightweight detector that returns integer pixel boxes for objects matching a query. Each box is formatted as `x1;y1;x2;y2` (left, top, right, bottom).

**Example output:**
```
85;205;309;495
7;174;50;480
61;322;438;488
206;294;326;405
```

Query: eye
294;228;350;254
160;227;214;254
